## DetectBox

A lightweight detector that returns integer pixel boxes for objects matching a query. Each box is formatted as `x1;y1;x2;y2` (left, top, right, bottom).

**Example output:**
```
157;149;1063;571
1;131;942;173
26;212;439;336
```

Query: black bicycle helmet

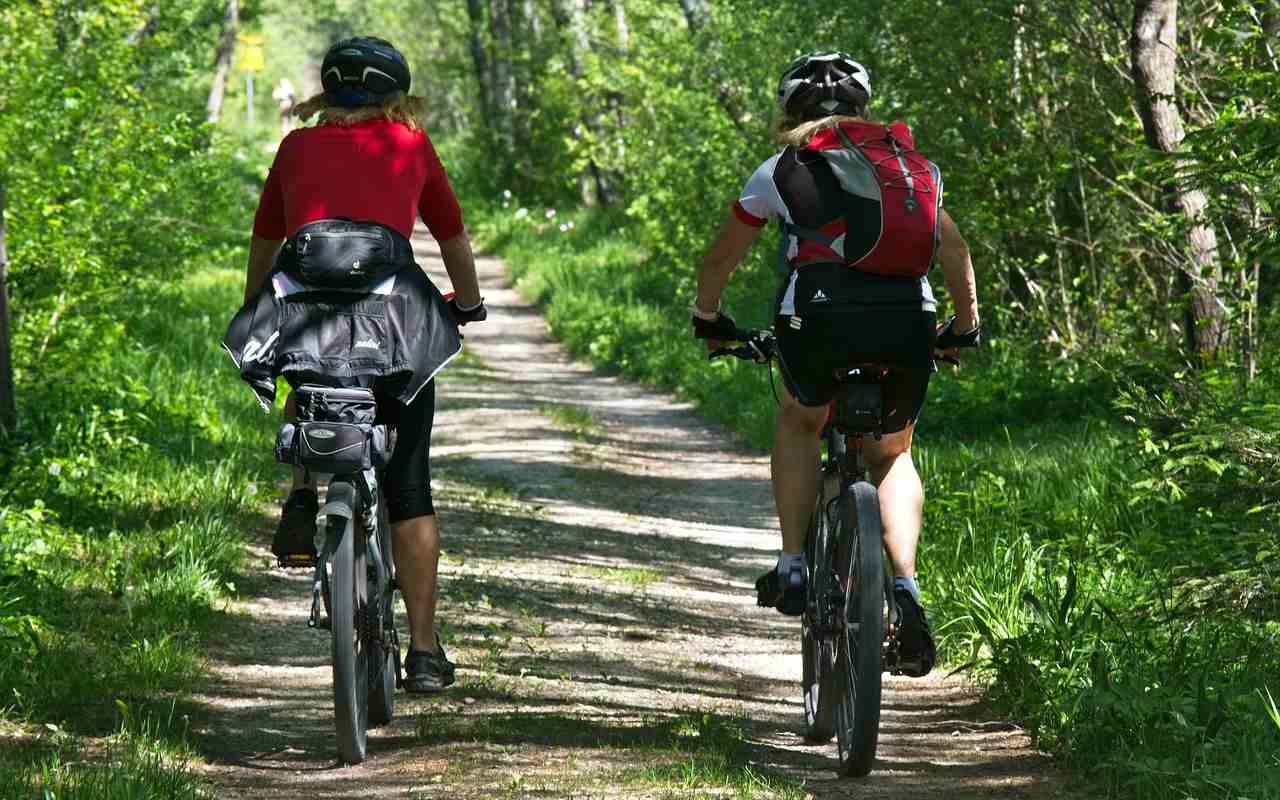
321;36;411;108
777;52;872;120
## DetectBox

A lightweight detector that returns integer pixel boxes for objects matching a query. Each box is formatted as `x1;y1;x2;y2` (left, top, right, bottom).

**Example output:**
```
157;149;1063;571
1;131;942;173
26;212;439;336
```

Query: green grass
0;263;277;751
0;705;212;800
537;403;601;439
578;564;666;590
415;708;804;799
471;199;1280;800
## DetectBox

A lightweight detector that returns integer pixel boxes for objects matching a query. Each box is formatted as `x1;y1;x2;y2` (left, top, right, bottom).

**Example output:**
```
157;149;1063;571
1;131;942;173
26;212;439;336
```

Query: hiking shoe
756;564;806;616
404;636;456;693
271;488;318;567
893;588;937;678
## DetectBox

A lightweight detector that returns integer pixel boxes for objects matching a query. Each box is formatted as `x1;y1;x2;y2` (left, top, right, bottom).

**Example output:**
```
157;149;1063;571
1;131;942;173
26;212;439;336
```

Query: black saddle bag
279;219;414;288
275;385;396;473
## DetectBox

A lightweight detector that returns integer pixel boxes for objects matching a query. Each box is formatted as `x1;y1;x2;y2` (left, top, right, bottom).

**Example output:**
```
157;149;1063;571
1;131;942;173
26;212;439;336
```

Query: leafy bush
0;1;276;731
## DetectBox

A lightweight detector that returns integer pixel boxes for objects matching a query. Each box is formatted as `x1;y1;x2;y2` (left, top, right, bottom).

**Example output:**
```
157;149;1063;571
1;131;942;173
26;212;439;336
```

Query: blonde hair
775;113;870;147
294;91;426;131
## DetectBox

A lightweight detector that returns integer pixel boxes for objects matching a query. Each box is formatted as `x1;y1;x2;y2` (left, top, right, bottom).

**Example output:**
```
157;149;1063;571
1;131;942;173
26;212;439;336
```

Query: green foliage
444;4;1279;792
0;0;274;734
0;269;276;726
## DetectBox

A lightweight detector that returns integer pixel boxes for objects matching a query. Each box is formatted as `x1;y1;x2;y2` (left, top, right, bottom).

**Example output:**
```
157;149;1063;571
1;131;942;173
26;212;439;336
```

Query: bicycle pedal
276;553;317;569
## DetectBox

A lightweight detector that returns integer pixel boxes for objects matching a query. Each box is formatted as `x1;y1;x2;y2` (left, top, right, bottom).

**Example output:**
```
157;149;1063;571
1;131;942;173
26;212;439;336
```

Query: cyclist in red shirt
692;53;981;677
242;37;483;693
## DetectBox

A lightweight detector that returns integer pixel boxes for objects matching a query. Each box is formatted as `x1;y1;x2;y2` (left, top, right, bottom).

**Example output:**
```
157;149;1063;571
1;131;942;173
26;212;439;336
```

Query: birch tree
1130;0;1226;360
205;0;239;123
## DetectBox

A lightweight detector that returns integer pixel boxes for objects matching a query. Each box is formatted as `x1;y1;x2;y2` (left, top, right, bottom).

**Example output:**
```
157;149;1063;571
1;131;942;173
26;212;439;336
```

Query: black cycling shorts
774;310;935;434
375;381;436;523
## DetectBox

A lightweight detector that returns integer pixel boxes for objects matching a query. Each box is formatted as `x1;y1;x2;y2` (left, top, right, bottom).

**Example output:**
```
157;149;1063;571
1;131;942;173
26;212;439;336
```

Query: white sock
776;551;805;580
895;575;921;603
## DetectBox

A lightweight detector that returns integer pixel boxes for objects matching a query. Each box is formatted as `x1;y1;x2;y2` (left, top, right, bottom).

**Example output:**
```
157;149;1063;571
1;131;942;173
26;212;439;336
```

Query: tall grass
0;265;277;731
0;707;212;800
470;200;1280;799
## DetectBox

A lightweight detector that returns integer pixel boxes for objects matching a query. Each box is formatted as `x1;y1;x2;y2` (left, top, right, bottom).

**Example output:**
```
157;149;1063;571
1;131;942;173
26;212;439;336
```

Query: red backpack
787;121;942;279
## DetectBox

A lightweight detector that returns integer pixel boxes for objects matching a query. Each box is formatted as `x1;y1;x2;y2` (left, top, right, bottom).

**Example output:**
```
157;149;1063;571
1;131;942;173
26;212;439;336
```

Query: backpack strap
832;124;861;153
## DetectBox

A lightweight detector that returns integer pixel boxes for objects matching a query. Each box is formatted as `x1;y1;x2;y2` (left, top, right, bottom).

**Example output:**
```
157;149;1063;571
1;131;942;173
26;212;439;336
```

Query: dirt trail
191;236;1077;799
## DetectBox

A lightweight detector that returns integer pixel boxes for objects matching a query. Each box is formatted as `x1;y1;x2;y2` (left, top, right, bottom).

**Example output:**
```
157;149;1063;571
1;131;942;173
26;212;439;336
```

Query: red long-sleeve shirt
252;118;464;242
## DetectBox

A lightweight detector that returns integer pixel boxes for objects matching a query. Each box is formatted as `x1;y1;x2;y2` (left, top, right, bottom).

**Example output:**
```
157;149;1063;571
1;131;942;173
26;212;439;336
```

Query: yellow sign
236;32;265;72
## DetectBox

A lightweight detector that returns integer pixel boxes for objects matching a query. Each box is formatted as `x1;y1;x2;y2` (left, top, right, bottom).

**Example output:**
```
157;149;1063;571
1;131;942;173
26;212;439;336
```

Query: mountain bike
711;328;912;777
274;384;402;765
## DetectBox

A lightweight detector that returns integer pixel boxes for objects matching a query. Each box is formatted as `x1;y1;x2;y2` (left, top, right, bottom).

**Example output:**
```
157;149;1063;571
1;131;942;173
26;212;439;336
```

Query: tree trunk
677;0;710;31
673;0;745;135
0;178;14;429
609;0;630;49
465;0;493;127
551;0;607;205
127;4;161;45
489;0;516;158
1130;0;1225;361
520;0;541;44
206;0;239;123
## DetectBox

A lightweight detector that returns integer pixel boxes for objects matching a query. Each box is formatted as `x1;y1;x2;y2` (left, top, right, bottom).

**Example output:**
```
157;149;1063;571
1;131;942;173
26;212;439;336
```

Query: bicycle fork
307;481;358;630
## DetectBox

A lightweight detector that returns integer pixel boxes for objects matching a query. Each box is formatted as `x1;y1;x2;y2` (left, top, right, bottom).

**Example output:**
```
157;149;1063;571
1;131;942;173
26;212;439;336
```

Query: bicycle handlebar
707;327;777;363
706;324;975;368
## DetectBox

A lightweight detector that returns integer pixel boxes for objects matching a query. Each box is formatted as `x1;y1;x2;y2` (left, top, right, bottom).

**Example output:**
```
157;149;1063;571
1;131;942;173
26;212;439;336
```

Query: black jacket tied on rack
222;237;461;410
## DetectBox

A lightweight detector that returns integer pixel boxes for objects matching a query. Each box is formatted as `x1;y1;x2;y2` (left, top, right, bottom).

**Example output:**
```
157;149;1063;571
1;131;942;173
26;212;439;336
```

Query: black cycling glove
934;316;981;350
448;297;488;326
690;310;739;342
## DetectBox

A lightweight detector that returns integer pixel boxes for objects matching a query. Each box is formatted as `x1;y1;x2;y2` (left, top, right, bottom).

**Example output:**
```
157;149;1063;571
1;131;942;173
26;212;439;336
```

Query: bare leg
772;385;830;552
864;424;923;578
393;513;442;653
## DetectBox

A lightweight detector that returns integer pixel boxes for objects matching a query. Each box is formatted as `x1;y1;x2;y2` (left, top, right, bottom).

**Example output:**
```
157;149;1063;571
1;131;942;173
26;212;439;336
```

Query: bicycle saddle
830;366;888;437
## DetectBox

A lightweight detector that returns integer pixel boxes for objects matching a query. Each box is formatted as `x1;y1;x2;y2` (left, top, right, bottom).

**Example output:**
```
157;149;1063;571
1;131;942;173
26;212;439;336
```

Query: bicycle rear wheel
367;487;396;727
328;504;370;764
832;480;885;777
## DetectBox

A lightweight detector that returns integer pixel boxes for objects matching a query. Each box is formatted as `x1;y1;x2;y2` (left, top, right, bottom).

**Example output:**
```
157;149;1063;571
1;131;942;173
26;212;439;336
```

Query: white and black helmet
777;52;872;119
321;36;411;107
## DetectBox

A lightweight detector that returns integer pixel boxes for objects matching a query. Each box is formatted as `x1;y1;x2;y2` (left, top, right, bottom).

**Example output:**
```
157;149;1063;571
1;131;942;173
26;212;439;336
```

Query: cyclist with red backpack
691;52;980;677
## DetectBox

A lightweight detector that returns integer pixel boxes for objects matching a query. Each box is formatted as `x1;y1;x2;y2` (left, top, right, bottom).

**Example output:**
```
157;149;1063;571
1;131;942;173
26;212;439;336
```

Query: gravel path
190;236;1078;799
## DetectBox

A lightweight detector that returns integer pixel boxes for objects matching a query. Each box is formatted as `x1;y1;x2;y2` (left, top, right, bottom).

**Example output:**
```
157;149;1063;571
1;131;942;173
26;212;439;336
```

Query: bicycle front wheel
832;480;885;777
329;509;370;764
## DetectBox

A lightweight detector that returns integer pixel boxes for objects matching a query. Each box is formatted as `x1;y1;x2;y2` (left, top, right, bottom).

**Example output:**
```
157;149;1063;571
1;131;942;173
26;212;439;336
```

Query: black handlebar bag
278;219;415;288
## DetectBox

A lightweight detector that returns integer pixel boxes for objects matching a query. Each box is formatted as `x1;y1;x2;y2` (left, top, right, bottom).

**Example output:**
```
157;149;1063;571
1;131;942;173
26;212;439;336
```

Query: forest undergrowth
468;199;1280;800
0;3;280;793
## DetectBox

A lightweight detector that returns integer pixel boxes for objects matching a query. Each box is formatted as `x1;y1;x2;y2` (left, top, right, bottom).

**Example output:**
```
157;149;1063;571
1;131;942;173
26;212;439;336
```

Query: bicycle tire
801;469;839;742
329;504;370;764
832;480;885;777
367;486;395;727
